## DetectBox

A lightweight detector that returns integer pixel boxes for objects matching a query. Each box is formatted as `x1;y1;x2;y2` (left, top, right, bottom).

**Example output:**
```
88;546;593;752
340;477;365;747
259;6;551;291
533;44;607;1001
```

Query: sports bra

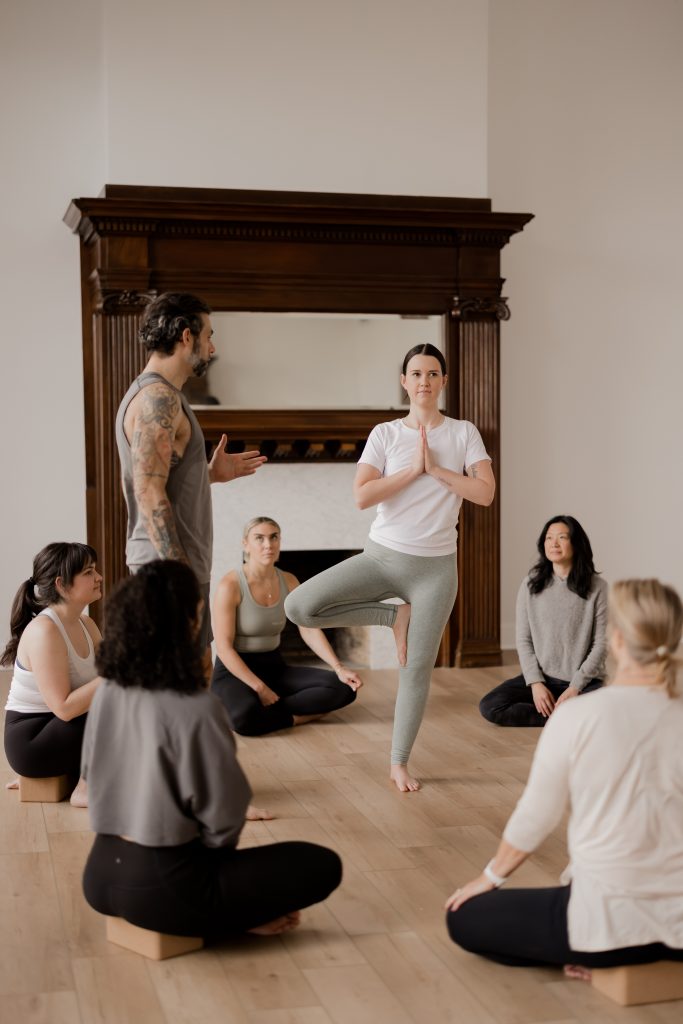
233;567;287;654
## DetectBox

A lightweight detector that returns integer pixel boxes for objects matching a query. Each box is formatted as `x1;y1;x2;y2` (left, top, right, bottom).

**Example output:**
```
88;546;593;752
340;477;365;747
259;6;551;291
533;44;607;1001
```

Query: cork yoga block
591;960;683;1006
18;774;69;802
105;916;204;960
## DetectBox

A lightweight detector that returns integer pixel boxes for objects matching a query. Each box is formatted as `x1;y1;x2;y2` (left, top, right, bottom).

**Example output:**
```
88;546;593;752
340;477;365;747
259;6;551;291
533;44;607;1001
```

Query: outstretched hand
209;434;267;483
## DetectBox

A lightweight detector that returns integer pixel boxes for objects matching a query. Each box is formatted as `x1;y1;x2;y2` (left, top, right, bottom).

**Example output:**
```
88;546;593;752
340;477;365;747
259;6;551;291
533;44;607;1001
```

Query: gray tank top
115;372;212;583
234;568;288;653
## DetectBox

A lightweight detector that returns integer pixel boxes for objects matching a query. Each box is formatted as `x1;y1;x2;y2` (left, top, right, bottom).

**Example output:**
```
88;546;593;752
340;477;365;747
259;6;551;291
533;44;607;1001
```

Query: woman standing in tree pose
2;542;102;806
285;343;495;792
211;516;362;736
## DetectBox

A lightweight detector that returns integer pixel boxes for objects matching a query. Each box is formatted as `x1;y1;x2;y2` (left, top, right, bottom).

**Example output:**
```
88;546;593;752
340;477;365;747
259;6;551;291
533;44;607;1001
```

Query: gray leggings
284;538;458;764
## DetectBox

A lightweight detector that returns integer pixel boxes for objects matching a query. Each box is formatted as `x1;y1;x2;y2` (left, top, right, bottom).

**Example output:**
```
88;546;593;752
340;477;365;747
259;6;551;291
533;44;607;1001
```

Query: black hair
1;542;98;667
139;292;212;355
95;560;204;693
527;515;598;600
401;343;447;376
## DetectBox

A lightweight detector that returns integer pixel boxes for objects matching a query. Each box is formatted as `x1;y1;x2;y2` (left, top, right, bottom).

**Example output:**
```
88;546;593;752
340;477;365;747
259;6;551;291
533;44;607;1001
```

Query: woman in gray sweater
81;561;341;939
479;516;607;726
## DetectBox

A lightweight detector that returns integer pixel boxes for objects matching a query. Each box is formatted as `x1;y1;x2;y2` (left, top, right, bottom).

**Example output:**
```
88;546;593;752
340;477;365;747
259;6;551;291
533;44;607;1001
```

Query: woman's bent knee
284;589;312;626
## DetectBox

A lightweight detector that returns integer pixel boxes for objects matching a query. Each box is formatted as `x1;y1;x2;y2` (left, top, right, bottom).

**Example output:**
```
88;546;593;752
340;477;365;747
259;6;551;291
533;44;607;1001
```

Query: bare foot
248;911;301;935
390;764;420;792
69;777;88;808
246;804;275;821
564;964;592;982
292;713;325;726
5;778;19;791
392;603;411;667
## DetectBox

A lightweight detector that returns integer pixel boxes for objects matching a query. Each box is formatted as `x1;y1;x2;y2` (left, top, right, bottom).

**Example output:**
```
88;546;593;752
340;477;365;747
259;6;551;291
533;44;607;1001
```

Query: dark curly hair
139;292;212;355
401;343;447;376
528;515;598;600
1;542;98;667
96;561;204;693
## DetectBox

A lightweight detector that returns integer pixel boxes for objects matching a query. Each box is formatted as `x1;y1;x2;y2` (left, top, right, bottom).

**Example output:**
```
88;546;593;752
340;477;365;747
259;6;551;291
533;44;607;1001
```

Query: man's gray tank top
234;567;288;653
115;372;213;583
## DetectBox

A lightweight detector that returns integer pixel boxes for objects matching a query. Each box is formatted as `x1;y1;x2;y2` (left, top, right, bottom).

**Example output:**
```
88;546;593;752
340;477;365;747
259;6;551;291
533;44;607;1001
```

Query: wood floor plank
280;778;413;871
353;931;499;1024
0;770;49;853
280;903;367;970
216;941;321;1012
146;951;251;1024
302;964;414;1024
0;991;82;1024
247;1010;334;1024
0;851;73;996
48;830;114;958
71;954;166;1024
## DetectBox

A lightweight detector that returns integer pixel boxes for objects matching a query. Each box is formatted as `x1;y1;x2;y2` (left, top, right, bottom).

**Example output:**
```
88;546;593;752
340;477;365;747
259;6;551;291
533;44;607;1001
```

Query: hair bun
656;645;669;658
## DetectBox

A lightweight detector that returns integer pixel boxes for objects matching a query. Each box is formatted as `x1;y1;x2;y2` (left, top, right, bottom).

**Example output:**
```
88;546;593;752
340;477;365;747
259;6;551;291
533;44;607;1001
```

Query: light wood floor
1;665;680;1024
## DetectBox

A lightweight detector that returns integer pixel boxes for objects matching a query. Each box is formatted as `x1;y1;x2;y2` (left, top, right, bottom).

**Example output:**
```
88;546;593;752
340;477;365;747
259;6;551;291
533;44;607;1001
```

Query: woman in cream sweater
446;578;683;976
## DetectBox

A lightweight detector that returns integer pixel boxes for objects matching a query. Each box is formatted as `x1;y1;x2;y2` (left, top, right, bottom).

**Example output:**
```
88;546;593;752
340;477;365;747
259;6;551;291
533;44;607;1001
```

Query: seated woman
446;578;683;976
2;542;102;806
211;516;362;736
479;516;607;726
82;560;341;939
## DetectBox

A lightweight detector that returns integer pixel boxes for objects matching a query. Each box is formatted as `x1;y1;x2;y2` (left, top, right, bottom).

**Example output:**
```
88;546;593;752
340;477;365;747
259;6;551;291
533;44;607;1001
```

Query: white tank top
5;608;96;714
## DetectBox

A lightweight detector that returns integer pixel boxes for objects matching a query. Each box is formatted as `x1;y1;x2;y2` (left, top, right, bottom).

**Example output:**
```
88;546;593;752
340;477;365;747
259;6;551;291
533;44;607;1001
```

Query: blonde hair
609;579;683;697
241;517;281;562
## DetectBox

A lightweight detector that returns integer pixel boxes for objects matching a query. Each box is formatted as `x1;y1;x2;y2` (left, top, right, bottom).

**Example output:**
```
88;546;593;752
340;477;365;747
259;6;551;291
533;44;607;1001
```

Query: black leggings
83;834;342;940
4;710;86;779
447;885;683;968
211;650;357;736
479;673;602;727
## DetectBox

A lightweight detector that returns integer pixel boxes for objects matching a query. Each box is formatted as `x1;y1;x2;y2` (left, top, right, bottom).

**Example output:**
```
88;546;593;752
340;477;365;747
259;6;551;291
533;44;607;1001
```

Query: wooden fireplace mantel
64;185;532;667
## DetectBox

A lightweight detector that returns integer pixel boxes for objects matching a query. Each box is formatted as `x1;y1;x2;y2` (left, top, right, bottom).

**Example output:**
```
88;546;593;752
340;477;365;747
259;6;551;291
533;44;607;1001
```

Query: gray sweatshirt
516;574;608;691
81;681;252;847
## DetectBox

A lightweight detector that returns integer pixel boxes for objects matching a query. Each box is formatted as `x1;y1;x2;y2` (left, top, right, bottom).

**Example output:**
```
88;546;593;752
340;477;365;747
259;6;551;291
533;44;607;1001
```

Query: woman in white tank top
2;542;102;805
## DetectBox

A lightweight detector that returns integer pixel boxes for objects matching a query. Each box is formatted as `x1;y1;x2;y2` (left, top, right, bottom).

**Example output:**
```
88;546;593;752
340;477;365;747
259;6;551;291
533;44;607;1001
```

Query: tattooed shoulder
138;383;181;432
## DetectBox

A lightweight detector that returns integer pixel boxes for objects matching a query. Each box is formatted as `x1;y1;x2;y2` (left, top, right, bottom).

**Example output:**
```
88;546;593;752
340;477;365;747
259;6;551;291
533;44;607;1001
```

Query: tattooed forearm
148;499;186;562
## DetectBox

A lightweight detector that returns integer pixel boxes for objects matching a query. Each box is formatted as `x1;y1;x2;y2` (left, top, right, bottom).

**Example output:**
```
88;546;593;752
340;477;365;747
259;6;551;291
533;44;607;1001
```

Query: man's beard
190;345;210;378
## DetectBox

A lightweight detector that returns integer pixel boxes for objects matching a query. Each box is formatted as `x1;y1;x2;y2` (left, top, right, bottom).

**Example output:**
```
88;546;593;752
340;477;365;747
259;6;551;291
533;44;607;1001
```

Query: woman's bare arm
22;618;100;721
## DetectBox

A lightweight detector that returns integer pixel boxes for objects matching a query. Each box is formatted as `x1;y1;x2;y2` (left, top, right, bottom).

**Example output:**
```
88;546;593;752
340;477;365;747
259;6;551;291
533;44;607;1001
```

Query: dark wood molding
65;185;532;659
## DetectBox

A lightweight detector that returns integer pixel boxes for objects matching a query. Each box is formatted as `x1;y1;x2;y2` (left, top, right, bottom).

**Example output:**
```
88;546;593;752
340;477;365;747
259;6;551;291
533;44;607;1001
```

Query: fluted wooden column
87;291;151;625
444;296;509;667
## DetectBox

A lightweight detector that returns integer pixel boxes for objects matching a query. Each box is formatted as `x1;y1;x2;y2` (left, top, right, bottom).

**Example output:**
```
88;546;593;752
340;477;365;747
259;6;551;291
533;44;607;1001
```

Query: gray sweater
81;681;252;847
516;574;608;691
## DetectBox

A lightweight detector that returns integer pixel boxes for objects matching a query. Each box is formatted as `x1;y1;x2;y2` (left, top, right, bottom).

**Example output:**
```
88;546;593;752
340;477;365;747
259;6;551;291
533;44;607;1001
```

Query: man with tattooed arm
115;293;266;670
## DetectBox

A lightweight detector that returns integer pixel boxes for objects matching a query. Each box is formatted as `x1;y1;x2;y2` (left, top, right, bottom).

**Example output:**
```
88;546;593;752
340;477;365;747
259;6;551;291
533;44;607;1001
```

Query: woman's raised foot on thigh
392;603;411;667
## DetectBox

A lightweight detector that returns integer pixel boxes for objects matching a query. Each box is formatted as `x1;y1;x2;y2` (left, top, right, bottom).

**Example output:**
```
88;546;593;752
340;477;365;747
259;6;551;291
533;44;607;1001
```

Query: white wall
0;1;105;631
103;0;488;195
490;0;683;645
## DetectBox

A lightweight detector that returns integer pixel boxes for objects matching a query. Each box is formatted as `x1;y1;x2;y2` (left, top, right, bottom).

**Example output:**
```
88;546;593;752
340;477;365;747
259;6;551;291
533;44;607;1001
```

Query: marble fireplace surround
211;463;399;668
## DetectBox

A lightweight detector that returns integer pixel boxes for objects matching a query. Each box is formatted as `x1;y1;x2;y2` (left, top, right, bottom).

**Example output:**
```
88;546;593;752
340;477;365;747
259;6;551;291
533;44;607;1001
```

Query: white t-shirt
359;417;490;556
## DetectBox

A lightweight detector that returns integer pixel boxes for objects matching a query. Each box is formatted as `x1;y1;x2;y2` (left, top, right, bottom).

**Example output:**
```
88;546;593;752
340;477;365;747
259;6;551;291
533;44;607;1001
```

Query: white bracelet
483;859;507;888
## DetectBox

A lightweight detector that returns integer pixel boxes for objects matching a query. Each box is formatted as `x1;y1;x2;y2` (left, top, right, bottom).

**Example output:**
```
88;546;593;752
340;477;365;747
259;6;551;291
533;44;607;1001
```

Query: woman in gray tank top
211;517;362;735
2;542;102;805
